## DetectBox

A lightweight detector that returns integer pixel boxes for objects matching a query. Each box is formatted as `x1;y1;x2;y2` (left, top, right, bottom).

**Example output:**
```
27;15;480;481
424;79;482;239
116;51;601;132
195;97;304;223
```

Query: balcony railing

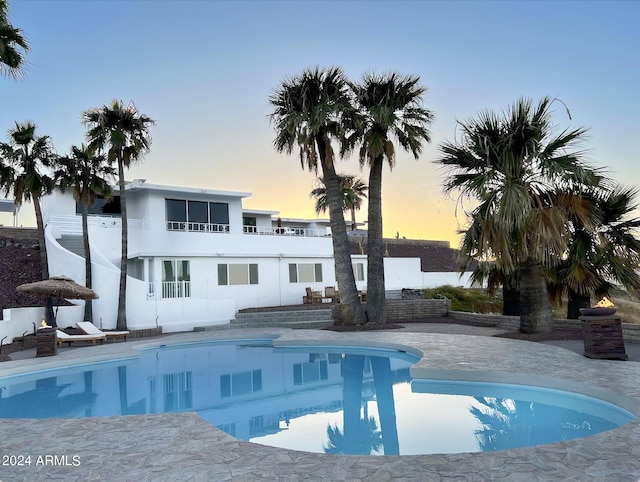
160;281;191;299
243;225;330;237
166;221;230;233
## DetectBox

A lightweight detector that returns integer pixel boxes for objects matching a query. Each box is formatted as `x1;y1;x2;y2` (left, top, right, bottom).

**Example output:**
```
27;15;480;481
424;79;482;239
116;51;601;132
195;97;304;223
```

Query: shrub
422;285;502;313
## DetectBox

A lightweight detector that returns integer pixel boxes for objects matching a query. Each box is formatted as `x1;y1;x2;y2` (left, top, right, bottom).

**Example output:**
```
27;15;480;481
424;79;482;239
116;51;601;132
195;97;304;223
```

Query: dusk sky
1;0;638;246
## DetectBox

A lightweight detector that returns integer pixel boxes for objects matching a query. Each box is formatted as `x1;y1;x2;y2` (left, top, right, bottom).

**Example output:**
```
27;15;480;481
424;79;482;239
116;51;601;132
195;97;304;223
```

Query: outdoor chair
56;330;106;347
305;287;323;304
77;321;129;342
324;286;339;303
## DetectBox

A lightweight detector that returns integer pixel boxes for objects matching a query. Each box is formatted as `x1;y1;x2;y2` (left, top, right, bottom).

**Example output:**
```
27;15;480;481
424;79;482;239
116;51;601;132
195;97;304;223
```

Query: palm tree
82;100;154;331
548;185;640;318
0;121;57;324
55;144;115;323
0;0;29;79
311;174;368;231
348;73;434;325
270;66;366;325
437;97;601;333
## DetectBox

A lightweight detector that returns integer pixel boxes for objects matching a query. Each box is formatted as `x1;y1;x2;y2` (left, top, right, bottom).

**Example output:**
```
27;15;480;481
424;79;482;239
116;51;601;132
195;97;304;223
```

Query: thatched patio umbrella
16;276;99;327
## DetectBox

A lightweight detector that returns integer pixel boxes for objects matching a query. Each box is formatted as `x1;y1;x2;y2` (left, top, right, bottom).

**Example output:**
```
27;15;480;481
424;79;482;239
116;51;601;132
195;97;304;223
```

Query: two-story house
40;179;469;333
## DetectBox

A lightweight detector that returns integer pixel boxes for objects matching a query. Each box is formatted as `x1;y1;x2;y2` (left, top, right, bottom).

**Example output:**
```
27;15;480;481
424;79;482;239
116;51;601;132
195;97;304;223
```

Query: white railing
243;225;330;237
49;214;145;235
166;221;230;233
160;281;191;299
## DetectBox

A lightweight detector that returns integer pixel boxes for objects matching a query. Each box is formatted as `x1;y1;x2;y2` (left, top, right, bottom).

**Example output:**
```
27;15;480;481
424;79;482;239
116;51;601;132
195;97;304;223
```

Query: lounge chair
77;321;129;342
56;330;105;347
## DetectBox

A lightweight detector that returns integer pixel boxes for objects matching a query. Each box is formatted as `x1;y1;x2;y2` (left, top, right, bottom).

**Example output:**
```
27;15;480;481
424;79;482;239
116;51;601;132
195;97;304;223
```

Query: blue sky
2;0;639;245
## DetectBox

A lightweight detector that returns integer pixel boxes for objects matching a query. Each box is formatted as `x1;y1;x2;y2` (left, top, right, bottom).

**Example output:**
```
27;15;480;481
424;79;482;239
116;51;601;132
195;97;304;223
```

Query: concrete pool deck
1;324;640;481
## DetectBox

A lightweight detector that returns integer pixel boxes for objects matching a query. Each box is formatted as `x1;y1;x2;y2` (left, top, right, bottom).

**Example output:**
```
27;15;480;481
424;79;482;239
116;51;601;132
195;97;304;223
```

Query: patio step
57;235;85;258
194;309;335;332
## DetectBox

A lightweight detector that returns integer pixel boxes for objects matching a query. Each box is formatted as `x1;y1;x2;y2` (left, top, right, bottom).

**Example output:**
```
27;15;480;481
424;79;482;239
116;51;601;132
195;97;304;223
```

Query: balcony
166;222;230;233
243;225;330;237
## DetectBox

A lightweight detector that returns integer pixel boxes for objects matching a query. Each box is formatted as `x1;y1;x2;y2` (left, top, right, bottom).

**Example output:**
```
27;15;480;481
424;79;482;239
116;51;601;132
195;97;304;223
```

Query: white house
37;179;471;333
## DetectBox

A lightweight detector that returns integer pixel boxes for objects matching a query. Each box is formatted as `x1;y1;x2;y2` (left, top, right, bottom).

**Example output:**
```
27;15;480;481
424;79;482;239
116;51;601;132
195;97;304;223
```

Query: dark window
243;216;256;227
166;199;186;222
210;202;229;225
188;201;208;224
249;264;259;285
76;195;121;215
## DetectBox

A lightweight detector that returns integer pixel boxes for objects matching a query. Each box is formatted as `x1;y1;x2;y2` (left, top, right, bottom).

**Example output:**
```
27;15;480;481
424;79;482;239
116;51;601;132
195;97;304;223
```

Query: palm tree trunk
116;159;128;331
342;354;365;454
82;203;93;322
350;208;357;231
366;155;386;325
317;136;365;325
519;257;553;333
370;356;399;455
567;289;590;319
33;195;56;326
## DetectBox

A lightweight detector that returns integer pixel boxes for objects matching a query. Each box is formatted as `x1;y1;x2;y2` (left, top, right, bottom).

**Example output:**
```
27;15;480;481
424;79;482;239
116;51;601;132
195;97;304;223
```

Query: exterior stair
57;235;85;258
195;308;335;331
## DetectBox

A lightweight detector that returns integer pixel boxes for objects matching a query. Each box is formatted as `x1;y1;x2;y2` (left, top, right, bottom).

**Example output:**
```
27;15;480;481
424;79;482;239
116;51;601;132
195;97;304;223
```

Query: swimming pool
0;338;634;455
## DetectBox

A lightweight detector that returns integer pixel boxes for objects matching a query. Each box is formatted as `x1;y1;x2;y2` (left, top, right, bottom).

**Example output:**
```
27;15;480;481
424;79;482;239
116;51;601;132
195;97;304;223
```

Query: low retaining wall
331;298;451;323
128;327;163;339
555;318;640;344
448;311;520;330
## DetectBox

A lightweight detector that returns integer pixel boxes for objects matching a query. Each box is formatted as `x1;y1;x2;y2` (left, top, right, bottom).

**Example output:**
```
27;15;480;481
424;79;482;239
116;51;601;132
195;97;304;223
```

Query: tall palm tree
437;97;601;333
0;0;29;79
55;144;115;323
0;121;57;324
270;66;366;325
311;174;368;231
82;100;154;331
548;185;640;318
348;73;434;325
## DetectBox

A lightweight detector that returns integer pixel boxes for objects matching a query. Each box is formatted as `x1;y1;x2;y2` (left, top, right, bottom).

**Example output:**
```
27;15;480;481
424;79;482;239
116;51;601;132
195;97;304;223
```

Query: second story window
166;199;229;233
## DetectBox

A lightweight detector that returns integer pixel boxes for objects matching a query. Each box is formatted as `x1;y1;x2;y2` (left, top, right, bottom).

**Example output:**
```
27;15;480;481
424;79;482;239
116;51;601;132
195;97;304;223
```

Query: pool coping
1;327;640;481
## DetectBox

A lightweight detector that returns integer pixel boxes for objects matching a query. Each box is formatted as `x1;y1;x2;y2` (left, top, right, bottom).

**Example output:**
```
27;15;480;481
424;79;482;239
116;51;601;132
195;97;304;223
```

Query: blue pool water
0;339;634;455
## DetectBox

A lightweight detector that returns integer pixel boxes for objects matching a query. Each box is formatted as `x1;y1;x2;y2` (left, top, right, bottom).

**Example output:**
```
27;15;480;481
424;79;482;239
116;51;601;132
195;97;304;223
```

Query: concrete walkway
1;324;639;481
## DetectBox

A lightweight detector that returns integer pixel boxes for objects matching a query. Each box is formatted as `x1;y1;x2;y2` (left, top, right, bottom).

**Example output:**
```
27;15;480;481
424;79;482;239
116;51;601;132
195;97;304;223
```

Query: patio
1;324;639;481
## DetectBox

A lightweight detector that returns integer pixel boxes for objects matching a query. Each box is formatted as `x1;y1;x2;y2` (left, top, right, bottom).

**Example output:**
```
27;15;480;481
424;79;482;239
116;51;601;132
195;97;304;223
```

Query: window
218;264;258;285
76;195;121;216
210;202;229;225
243;216;257;233
353;263;365;281
293;358;329;385
163;372;193;411
188;200;208;230
289;263;323;283
220;369;262;398
165;199;229;232
162;259;190;298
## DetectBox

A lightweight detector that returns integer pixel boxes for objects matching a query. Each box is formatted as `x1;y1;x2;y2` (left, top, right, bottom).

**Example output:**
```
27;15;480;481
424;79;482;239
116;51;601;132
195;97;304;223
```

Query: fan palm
437;97;601;333
348;72;434;324
311;174;368;231
82;100;154;331
0;0;29;79
0;122;56;324
270;66;366;324
548;185;640;318
55;144;115;323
